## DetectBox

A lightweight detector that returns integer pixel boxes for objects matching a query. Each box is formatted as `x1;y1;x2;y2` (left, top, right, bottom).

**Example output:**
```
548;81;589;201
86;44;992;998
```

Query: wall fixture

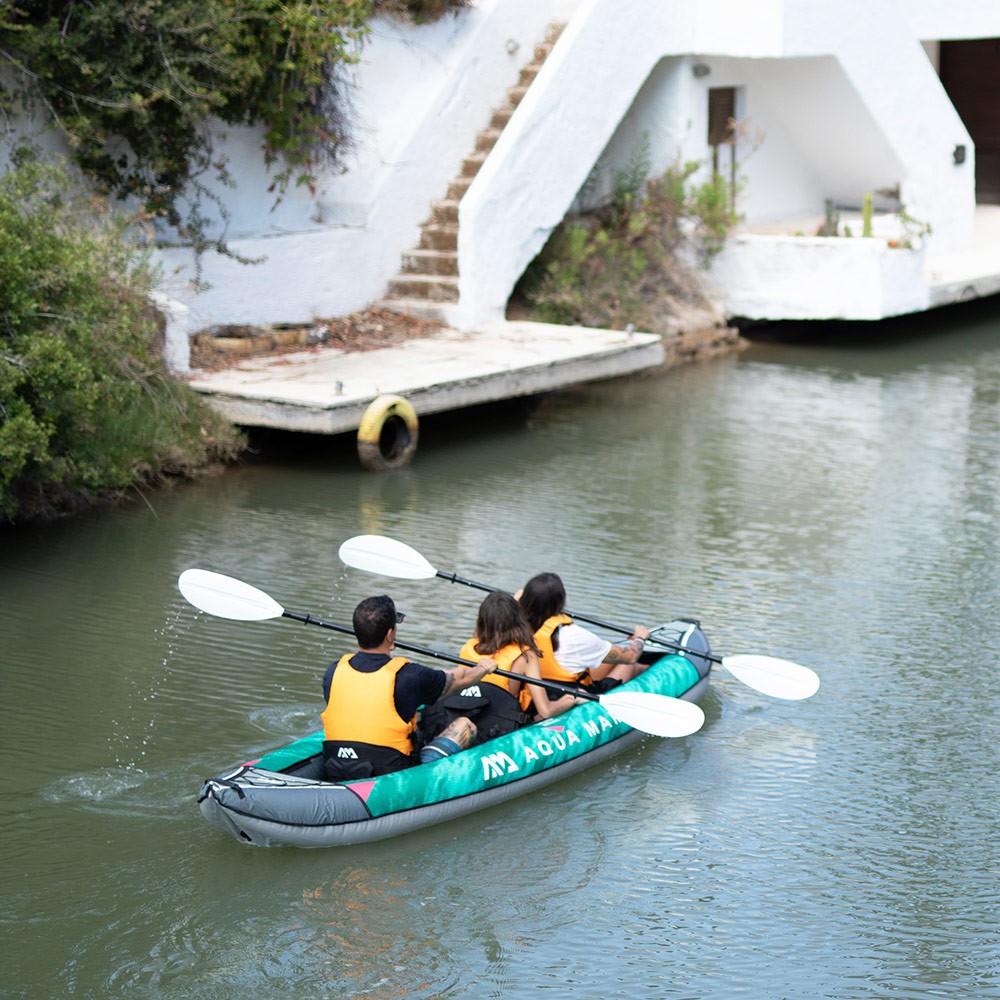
505;38;520;55
692;63;711;78
953;144;966;165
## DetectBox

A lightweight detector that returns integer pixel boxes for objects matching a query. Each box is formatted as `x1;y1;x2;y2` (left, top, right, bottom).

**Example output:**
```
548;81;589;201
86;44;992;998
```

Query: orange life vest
458;639;534;712
533;614;591;686
320;654;416;755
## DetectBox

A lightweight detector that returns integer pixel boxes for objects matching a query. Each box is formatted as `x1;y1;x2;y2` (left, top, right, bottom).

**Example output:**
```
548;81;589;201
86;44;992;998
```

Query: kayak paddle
337;534;820;701
177;568;705;739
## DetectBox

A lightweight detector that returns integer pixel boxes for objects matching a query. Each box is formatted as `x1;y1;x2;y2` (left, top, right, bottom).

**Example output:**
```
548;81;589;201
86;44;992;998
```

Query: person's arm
587;626;651;681
439;657;497;698
516;650;575;719
601;626;651;664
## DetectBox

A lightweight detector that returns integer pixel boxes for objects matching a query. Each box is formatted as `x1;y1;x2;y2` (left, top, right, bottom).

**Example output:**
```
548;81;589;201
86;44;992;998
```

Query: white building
13;1;1000;368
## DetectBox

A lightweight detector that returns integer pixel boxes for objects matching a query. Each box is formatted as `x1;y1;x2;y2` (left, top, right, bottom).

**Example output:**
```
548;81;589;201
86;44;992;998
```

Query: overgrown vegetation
0;0;469;264
889;207;933;249
0;153;245;524
377;0;471;21
522;143;741;333
820;195;932;248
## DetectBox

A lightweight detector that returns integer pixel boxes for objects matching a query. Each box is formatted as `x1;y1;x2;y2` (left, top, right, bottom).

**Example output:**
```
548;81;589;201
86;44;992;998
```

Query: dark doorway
940;38;1000;203
708;86;737;212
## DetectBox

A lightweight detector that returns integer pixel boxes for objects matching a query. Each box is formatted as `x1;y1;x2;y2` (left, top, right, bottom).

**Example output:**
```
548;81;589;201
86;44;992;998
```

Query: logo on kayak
337;747;359;759
481;719;607;781
482;750;519;779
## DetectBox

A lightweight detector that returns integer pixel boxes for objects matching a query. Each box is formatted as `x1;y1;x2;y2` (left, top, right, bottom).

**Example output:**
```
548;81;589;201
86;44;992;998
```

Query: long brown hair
473;591;540;657
517;572;566;632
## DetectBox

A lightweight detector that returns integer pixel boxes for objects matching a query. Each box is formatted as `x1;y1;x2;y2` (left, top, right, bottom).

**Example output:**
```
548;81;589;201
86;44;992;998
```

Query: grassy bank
0;154;245;525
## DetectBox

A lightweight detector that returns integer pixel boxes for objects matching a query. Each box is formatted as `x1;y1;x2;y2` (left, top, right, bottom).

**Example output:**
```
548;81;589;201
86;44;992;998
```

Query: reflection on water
3;300;1000;998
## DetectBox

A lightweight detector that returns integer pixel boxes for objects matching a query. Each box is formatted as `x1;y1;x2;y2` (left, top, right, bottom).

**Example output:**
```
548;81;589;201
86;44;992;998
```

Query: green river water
2;301;999;998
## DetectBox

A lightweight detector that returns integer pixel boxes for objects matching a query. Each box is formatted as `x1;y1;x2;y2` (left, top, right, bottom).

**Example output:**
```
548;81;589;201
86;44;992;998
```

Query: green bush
523;154;740;332
0;154;244;523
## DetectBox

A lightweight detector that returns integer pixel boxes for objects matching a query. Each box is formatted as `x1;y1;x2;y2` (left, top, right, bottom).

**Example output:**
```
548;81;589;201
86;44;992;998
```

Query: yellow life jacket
458;639;534;712
320;654;416;754
533;614;591;686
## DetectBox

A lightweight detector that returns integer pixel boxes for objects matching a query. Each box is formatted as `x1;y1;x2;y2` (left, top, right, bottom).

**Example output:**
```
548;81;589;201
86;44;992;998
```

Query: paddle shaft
433;570;722;665
280;608;600;704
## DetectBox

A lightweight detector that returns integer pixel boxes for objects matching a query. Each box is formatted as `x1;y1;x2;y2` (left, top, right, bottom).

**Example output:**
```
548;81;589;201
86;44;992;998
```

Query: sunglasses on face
395;611;406;624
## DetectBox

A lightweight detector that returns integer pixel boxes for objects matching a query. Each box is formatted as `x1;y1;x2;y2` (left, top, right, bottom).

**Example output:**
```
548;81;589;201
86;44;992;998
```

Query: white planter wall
710;236;929;320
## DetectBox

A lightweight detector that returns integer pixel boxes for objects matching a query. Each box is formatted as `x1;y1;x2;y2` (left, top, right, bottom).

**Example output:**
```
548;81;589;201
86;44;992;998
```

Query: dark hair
473;591;539;657
518;572;566;632
353;595;397;648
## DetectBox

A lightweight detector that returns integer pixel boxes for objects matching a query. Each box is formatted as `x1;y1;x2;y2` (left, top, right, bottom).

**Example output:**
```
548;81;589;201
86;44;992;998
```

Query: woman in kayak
518;572;651;692
424;591;578;746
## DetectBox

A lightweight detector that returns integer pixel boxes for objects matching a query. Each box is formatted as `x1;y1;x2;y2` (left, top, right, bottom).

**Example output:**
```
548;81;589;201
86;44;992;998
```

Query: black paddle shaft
434;571;723;665
280;609;600;704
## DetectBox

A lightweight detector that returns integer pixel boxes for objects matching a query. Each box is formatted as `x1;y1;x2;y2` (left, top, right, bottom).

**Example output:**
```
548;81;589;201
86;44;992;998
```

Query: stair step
427;199;460;226
461;151;488;177
379;299;453;324
519;64;540;88
489;105;514;130
386;274;459;303
402;249;458;276
446;176;473;202
475;128;503;154
418;224;458;252
506;84;530;107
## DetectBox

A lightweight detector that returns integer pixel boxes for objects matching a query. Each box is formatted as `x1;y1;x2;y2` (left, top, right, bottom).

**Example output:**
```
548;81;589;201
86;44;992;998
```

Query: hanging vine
0;0;468;261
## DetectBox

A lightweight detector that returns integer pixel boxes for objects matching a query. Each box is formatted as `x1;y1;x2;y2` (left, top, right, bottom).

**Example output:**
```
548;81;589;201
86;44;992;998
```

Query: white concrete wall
735;56;904;220
153;0;578;348
588;52;902;226
906;2;1000;41
6;0;1000;353
453;0;984;327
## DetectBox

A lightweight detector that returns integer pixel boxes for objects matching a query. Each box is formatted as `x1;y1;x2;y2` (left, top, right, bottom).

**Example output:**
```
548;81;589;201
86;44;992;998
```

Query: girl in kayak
518;572;651;692
424;592;578;745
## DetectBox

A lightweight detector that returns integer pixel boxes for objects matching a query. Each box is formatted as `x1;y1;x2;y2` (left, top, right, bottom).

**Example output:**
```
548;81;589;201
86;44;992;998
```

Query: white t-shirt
553;623;612;675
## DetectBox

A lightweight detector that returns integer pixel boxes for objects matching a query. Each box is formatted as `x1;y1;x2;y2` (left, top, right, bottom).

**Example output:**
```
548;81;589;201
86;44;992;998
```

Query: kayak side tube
198;619;711;848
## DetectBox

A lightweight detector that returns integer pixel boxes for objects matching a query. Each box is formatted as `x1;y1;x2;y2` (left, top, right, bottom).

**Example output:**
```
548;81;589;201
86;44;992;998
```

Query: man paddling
321;594;497;781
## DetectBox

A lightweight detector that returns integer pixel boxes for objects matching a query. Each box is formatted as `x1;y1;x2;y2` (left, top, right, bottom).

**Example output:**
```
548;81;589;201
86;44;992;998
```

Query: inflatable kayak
197;619;712;848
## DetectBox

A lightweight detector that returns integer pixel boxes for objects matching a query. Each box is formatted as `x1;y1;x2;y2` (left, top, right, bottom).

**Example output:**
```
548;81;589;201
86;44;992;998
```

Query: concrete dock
183;205;1000;447
184;320;675;436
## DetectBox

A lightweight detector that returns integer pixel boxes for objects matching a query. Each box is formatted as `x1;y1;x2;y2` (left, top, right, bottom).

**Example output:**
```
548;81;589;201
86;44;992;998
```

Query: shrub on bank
521;155;740;334
0;154;245;524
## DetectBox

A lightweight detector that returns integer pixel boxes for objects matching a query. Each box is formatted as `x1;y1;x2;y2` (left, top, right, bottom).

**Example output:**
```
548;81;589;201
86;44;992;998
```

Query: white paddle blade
338;534;438;580
722;654;820;701
598;690;705;738
178;569;284;621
